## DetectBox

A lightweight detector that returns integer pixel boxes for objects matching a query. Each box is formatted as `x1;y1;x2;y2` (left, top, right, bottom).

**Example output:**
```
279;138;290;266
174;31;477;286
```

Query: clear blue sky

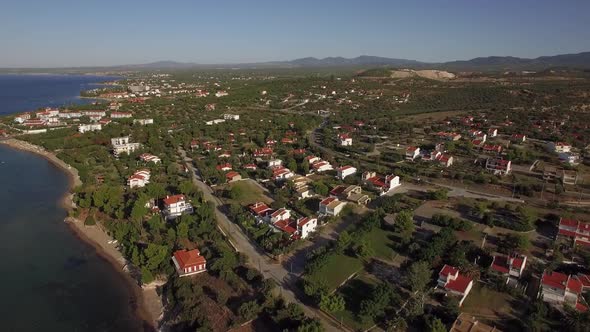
2;0;589;67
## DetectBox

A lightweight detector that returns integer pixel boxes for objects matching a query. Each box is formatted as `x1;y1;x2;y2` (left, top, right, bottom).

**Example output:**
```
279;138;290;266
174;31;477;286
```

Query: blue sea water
0;74;120;115
0;75;149;331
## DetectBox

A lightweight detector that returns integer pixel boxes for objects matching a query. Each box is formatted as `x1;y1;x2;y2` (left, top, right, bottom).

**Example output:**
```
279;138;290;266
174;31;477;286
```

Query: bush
430;214;472;231
84;215;96;226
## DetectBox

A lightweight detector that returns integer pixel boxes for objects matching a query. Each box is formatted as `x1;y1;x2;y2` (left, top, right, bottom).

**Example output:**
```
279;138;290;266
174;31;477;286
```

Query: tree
144;244;168;271
427;317;447;332
297;318;324;332
229;184;244;200
319;293;345;312
353;240;375;260
429;189;448;200
394;210;415;244
405;260;432;293
311;181;329;196
84;215;96;225
335;231;352;253
141;267;154;284
238;300;261;321
130;199;148;222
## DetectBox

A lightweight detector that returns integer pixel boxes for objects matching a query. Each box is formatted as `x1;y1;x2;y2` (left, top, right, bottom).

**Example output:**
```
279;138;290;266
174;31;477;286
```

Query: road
178;148;344;331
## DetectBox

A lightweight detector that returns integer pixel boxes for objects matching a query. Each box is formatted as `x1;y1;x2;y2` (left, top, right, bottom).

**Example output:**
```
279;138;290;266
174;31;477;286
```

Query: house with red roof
163;194;193;219
548;142;572;153
510;134;526;143
110;111;133;119
405;146;420;161
558;218;590;247
318;197;347;217
490;253;527;279
249;202;273;221
540;270;588;312
436;132;462;141
312;160;334;173
437;154;454;168
488;128;498;137
338;133;353;146
226;171;242;183
297;217;318;239
127;169;151;188
482;144;503;154
190;139;199;150
362;171;401;196
253;147;273;157
336;166;356;180
172;248;207;277
139;153;161;164
437;264;474;306
485;158;511;176
270;208;291;224
216;163;233;172
243;164;257;171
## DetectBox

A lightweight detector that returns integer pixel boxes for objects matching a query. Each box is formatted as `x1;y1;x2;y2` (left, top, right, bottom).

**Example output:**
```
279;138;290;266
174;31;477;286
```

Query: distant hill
440;52;590;70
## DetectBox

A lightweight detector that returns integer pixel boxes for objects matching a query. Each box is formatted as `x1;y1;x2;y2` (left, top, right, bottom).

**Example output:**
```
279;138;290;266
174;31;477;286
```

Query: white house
297;217;317;239
270;208;291;224
337;166;357;180
491;253;527;279
215;90;229;97
540;270;587;311
548;142;572;153
437;265;474;306
110;112;133;119
312;161;334;173
163;194;193;219
133;118;154;125
78;124;102;133
139;153;161;164
485;158;511;176
338;133;353;146
363;172;401;195
318;197;347;217
405;146;420;161
223;114;240;120
127;169;151;188
111;136;141;157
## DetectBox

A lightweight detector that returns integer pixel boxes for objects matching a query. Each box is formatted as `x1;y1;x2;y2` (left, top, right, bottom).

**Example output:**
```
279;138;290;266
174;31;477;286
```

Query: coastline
0;138;163;331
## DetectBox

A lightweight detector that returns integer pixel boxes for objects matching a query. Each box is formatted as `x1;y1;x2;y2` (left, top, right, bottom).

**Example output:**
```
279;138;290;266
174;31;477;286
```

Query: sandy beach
0;138;163;330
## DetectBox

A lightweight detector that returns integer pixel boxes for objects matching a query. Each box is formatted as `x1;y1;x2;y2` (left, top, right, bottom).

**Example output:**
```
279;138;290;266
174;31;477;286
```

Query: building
163;194;193;219
562;170;579;185
558;152;580;165
139;153;161;164
438;154;454;168
437;264;474;306
362;171;401;195
548;142;572;153
558;218;590;247
127;169;151;188
133;118;154;125
111;137;141;157
84;110;106;117
450;313;501;332
436;132;462;141
270;208;291;224
78;124;102;133
216;163;233;172
267;159;283;168
172;249;207;277
223;114;240;120
510;134;526;143
487;128;498;138
226;171;242;182
318;197;347;217
330;185;370;205
482;144;503;154
485;158;511;176
249;202;273;222
253;147;273;157
336;165;357;179
13;113;31;123
110;112;133;119
338;133;353;146
271;166;294;182
490;253;527;279
215;90;229;97
312;161;334;173
539;270;587;312
297;217;317;239
405;146;420;160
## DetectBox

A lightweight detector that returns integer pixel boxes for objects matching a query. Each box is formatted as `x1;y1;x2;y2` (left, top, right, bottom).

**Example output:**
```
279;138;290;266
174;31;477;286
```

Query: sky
1;0;590;67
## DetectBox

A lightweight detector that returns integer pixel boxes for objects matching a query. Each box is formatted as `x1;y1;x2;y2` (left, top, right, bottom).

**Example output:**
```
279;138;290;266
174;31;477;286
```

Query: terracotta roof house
437;264;474;306
540;270;588;312
558;218;590;247
490;253;527;279
172;249;207;277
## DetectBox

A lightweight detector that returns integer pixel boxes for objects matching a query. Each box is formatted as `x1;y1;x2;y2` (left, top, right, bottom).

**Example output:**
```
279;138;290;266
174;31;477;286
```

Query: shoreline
0;138;163;331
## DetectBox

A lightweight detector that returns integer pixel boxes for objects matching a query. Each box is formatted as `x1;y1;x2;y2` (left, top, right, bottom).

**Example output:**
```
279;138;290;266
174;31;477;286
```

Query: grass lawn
332;272;379;331
364;227;398;262
227;180;273;206
462;283;517;319
307;254;364;292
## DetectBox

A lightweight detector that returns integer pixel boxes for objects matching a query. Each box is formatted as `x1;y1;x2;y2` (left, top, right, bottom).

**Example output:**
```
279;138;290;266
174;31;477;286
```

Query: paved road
178;148;344;331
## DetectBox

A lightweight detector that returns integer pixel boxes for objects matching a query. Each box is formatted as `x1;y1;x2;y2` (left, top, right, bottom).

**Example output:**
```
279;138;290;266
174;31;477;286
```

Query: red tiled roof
542;271;568;290
273;219;297;234
560;218;580;228
226;171;240;179
164;194;185;206
440;264;459;278
445;274;472;294
173;249;206;269
298;217;314;227
491;256;510;274
249;202;271;216
568;277;583;294
320;197;336;206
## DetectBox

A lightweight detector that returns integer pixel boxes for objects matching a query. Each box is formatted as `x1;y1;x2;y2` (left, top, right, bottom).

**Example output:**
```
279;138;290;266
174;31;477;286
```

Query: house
337;166;357;179
215;90;229;97
312;161;334;173
558;218;590;247
111;136;141;157
172;249;207;277
305;155;321;165
558;152;580;165
482;144;503;154
226;171;242;182
539;270;587;312
78;124;102;133
331;185;370;205
13;113;31;123
548;142;572;153
297;217;317;239
271;166;294;181
562;170;579;185
318;197;347;217
223;114;239;120
133;118;154;125
219;151;232;158
139;153;161;164
205;119;225;125
485;158;511;176
450;313;501;332
436;132;462;141
490;253;527;279
362;171;400;195
253;147;273;157
99;118;112;126
270;208;291;224
216;163;233;172
405;146;420;161
249;202;273;221
110;111;133;119
267;159;283;168
243;164;257;171
195;89;209;97
437;264;474;306
127;169;151;188
438;154;454;167
84;110;107;117
163;194;193;219
338;133;353;146
510;134;526;143
295;185;313;200
487;128;498;138
190;139;199;150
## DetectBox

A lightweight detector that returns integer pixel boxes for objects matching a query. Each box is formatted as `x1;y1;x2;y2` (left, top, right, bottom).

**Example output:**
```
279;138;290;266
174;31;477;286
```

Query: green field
364;227;398;262
462;283;518;319
227;180;273;206
307;254;364;292
332;272;379;330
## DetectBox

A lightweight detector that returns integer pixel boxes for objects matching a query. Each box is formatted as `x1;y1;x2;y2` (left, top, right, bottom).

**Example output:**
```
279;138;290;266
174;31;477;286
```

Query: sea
0;74;148;331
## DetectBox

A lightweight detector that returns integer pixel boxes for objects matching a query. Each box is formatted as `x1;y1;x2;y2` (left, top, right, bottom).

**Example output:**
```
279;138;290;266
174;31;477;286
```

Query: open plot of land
461;283;524;321
332;272;379;331
364;227;398;262
306;254;364;292
227;180;273;206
